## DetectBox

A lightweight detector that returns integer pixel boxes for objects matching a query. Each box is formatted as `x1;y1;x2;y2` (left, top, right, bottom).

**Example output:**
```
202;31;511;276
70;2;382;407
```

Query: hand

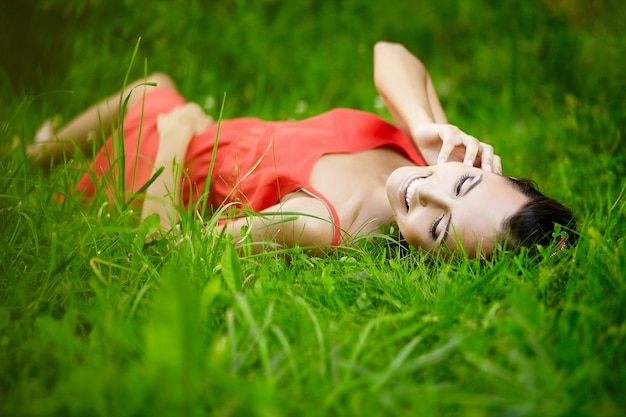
412;123;502;174
157;102;213;139
155;102;214;160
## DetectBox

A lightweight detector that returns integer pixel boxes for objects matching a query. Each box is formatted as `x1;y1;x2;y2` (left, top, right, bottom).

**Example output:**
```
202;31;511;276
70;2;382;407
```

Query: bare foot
33;119;55;143
27;119;63;169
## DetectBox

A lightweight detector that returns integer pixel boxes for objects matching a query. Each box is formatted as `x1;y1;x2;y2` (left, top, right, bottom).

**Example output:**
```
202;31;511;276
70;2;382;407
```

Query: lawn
1;0;625;416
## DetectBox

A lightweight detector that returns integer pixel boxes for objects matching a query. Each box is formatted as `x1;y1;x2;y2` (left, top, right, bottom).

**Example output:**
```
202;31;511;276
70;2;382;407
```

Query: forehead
446;174;528;256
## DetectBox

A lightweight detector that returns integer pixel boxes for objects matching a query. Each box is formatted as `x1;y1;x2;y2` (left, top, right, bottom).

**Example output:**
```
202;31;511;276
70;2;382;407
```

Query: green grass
1;0;625;416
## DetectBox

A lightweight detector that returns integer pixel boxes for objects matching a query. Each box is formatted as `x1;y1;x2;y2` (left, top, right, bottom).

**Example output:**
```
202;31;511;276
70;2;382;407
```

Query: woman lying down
28;42;576;258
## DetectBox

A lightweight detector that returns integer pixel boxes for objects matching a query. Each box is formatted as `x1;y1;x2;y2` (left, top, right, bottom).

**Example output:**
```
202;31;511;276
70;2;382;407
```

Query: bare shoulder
278;191;338;248
222;191;338;254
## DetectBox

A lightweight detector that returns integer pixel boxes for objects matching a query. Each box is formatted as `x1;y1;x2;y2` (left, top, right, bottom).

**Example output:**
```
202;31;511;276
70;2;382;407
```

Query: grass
1;0;625;416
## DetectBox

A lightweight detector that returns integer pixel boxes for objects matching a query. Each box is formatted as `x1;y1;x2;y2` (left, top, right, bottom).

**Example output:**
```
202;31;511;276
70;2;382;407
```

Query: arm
373;41;501;173
141;102;212;230
142;105;336;254
219;194;337;255
373;41;447;132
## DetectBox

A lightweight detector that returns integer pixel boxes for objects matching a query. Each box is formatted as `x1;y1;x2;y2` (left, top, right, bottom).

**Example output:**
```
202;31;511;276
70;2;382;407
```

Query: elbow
287;215;337;252
373;41;408;85
373;42;390;88
374;41;406;57
373;41;391;66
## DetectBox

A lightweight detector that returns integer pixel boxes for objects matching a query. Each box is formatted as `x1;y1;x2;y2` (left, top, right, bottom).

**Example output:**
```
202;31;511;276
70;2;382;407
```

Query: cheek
449;220;496;256
397;218;428;250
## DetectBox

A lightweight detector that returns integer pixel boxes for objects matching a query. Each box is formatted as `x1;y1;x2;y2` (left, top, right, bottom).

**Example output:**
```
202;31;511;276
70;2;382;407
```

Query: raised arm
373;41;447;132
373;41;501;174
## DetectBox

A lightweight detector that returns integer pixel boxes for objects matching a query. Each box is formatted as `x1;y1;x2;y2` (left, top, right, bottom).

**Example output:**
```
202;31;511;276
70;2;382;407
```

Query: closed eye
455;173;483;196
455;174;471;196
430;214;444;240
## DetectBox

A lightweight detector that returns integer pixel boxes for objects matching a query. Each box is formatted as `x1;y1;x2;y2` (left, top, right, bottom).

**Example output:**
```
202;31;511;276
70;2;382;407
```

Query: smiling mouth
403;175;430;210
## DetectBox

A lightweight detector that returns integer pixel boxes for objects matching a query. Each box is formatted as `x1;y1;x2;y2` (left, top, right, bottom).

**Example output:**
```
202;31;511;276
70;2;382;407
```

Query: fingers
181;103;213;134
492;154;503;175
435;125;462;164
433;124;503;175
436;140;455;165
476;143;504;174
158;103;213;135
181;102;204;120
477;142;495;172
462;137;480;167
436;125;480;166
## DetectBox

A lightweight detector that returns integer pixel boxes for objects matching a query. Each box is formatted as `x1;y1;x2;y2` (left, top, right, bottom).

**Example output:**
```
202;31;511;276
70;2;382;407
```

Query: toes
34;120;54;143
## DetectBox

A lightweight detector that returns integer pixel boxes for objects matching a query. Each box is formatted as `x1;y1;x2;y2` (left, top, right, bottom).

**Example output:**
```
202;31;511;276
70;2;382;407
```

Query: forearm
374;44;501;171
373;41;440;134
140;150;187;230
140;102;212;230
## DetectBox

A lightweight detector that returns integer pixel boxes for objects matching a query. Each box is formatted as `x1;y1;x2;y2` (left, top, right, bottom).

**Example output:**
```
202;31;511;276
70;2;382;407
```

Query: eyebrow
466;174;483;195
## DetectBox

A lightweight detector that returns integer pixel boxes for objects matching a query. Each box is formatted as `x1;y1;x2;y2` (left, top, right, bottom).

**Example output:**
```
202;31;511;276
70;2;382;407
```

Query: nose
418;181;449;208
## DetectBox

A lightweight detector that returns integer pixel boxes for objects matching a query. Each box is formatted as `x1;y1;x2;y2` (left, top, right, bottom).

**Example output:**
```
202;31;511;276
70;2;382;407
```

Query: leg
28;72;177;168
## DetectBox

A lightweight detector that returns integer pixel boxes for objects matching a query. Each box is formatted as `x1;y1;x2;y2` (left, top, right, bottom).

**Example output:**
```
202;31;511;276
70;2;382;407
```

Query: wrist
409;108;435;129
156;132;193;160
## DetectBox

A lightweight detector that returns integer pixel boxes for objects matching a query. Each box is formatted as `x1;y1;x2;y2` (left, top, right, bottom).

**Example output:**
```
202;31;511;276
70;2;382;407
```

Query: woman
27;41;575;257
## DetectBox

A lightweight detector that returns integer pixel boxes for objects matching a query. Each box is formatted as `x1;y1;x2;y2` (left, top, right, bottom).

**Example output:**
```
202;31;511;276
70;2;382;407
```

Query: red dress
76;87;427;245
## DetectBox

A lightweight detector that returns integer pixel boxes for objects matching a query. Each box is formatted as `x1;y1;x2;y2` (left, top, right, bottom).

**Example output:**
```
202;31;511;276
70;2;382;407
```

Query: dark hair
503;177;577;251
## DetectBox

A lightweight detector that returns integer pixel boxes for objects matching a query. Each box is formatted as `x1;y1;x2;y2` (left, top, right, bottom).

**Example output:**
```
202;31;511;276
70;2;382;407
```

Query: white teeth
405;177;426;208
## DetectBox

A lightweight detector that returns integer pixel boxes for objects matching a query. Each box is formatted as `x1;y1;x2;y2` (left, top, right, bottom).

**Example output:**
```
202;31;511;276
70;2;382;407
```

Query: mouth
401;175;430;210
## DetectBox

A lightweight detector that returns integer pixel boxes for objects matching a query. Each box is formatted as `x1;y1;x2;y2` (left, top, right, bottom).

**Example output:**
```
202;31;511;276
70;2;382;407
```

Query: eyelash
430;214;444;241
456;173;471;196
431;173;471;241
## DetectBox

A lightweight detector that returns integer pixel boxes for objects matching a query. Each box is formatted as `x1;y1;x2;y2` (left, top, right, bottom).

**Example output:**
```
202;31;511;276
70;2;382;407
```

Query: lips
400;175;430;210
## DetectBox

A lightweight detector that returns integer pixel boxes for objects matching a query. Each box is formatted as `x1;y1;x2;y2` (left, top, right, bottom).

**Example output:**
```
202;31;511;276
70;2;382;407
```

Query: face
386;162;529;257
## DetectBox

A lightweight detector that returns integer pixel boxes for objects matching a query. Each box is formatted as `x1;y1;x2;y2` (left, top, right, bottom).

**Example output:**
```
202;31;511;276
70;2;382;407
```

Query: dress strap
300;188;342;246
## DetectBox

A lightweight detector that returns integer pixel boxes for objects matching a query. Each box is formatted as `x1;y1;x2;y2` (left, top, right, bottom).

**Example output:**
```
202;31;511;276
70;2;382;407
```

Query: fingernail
484;164;492;172
465;159;473;166
438;157;446;165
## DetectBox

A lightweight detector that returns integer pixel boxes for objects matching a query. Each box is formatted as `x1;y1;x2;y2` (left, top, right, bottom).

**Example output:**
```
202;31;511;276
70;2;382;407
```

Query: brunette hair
503;177;577;251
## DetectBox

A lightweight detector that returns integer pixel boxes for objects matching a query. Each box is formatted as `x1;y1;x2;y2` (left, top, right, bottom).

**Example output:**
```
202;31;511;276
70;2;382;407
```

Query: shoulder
279;191;339;248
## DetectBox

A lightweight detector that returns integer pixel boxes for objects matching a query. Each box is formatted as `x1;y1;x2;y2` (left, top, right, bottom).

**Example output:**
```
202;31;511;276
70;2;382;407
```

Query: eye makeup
455;173;483;196
455;174;471;196
430;214;444;240
430;213;451;243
